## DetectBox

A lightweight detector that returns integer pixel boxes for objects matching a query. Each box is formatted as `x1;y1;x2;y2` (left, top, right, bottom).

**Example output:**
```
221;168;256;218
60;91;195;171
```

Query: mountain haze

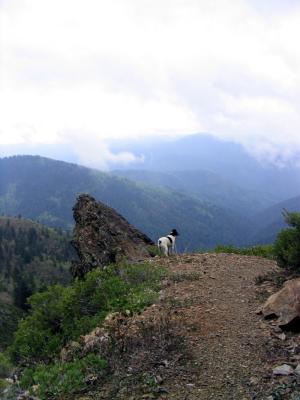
251;195;300;244
6;134;300;205
110;134;300;201
112;169;273;216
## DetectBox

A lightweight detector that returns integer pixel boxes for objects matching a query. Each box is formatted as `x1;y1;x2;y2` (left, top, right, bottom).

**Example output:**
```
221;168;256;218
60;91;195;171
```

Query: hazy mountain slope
110;134;300;201
0;216;73;348
250;195;300;244
112;169;273;215
0;155;254;250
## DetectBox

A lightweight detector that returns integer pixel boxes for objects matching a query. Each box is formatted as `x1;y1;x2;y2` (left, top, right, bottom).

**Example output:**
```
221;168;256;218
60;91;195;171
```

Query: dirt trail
152;253;277;399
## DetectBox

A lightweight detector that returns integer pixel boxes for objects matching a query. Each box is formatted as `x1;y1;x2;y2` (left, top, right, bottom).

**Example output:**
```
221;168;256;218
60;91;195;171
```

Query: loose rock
262;278;300;329
272;364;294;376
295;363;300;376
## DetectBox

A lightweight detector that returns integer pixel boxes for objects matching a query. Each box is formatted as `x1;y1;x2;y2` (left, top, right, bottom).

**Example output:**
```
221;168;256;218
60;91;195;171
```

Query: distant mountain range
3;133;300;203
110;134;300;202
111;169;300;245
0;148;299;250
0;155;254;250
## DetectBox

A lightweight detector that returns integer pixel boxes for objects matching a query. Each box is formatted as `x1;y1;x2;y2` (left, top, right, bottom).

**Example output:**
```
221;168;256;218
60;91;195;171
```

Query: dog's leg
160;243;168;257
174;243;177;255
162;245;168;257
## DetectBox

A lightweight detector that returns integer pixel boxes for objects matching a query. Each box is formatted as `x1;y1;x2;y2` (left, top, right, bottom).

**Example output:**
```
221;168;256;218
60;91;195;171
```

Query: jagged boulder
262;278;300;329
70;194;154;278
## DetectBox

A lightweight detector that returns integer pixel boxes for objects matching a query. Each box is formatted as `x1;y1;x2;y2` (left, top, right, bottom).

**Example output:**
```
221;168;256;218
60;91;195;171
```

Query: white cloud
1;0;300;165
62;130;144;169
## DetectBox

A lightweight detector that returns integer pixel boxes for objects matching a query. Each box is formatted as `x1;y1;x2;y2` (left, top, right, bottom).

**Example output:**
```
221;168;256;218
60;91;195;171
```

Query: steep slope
251;195;300;244
0;155;254;250
112;169;273;215
0;216;73;348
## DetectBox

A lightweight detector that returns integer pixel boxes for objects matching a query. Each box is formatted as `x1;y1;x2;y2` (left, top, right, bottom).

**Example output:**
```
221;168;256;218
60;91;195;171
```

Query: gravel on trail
150;253;291;400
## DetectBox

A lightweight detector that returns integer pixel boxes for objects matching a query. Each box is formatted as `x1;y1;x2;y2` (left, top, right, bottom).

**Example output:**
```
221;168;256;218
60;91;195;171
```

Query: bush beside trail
10;262;165;364
212;244;275;259
274;211;300;272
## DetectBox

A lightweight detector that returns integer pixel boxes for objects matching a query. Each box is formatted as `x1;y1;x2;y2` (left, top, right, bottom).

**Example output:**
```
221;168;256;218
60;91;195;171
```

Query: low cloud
2;0;300;166
61;131;144;170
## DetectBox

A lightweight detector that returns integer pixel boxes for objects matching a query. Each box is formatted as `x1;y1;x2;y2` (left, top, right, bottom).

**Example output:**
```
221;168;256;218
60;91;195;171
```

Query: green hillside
0;216;73;349
0;155;253;250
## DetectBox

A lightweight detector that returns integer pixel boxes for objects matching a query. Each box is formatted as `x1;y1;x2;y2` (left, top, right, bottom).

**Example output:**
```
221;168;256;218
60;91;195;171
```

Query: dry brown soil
151;253;277;400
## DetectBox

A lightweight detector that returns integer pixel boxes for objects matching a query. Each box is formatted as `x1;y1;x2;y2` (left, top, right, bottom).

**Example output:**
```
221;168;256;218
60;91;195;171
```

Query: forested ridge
0;216;73;349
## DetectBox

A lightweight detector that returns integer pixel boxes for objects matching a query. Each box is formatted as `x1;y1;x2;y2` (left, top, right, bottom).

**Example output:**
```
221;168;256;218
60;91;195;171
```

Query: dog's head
170;229;179;236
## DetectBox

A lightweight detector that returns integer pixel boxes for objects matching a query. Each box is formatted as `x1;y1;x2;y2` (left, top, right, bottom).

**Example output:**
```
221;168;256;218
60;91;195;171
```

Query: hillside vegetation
0;155;254;250
0;216;73;349
4;261;166;399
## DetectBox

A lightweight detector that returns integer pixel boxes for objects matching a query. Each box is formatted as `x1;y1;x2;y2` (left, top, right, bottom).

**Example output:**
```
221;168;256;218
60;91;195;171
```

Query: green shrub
20;354;107;399
0;302;23;350
274;211;300;271
10;262;165;363
0;378;9;391
0;352;12;378
147;245;160;257
213;244;274;259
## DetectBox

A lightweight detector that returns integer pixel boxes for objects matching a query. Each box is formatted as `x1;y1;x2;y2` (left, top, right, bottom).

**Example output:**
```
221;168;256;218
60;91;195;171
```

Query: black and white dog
157;229;179;256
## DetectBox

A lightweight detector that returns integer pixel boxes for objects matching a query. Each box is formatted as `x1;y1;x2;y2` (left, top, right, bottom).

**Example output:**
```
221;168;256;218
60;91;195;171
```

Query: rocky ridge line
71;194;154;278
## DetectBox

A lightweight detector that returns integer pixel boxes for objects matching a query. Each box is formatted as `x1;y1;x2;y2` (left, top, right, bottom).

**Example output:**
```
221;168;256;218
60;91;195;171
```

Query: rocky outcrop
70;194;154;278
262;278;300;329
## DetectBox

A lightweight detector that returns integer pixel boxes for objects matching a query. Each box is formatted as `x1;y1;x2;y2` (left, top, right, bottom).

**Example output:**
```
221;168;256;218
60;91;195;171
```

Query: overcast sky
1;0;300;168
